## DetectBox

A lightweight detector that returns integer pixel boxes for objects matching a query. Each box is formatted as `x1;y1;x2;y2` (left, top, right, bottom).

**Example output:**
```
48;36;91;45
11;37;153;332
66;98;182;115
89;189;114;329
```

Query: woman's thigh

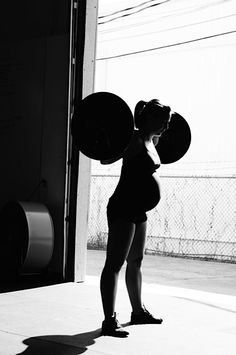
106;218;136;270
127;221;147;264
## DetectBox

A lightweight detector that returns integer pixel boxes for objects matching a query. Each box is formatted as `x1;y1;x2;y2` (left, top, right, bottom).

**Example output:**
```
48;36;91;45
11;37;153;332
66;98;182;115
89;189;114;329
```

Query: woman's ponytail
134;100;147;129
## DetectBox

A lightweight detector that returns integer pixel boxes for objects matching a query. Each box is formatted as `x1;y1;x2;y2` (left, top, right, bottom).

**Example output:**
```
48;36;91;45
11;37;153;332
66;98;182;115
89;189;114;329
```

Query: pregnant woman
100;99;171;337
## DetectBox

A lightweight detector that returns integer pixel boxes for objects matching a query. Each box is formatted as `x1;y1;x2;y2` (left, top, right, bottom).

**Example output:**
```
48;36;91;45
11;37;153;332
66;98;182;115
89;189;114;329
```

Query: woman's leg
100;218;135;319
125;220;147;313
125;220;163;325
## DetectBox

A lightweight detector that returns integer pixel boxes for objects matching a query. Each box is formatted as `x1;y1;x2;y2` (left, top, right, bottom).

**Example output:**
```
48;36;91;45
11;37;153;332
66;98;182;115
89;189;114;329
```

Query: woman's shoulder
123;130;143;161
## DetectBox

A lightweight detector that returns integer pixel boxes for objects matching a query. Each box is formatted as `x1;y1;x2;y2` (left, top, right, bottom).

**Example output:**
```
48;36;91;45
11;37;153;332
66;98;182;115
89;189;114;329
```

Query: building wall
0;1;71;275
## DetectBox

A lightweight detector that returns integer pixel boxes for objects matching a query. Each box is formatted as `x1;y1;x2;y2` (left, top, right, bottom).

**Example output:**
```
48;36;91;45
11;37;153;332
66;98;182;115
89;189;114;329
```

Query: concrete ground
0;251;236;355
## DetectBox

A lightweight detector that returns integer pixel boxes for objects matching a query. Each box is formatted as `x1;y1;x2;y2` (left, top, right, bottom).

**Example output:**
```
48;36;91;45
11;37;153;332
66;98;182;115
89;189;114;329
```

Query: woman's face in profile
147;111;171;136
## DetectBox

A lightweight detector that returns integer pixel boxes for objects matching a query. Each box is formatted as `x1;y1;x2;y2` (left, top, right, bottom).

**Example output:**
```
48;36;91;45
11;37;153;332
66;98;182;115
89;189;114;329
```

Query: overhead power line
99;0;168;19
96;29;236;61
98;13;236;43
98;0;171;25
98;0;228;26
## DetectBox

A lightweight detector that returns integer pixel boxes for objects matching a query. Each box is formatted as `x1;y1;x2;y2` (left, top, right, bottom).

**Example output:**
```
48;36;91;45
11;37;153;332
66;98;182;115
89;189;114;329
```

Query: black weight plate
156;112;191;164
72;92;134;161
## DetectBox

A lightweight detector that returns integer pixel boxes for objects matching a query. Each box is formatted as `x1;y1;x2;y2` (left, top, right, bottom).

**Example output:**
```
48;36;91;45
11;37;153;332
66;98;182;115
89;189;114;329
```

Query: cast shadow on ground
16;323;131;355
16;328;101;355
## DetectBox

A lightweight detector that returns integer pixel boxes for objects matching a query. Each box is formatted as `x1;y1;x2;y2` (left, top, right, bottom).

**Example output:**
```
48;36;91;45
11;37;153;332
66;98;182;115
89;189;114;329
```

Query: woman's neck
138;129;157;143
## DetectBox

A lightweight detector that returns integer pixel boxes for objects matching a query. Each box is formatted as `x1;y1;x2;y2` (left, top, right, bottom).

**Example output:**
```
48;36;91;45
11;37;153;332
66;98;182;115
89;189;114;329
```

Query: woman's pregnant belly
112;172;161;213
139;172;161;211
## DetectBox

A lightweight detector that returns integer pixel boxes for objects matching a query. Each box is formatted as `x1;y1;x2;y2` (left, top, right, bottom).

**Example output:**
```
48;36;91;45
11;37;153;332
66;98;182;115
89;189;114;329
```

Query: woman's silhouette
100;99;171;336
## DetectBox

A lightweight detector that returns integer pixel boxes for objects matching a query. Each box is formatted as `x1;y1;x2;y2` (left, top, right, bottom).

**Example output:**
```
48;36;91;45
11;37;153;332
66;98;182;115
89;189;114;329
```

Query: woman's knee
127;255;143;269
104;258;125;274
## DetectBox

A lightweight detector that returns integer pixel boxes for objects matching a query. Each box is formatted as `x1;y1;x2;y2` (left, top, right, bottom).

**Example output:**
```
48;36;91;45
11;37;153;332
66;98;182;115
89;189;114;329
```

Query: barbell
72;92;191;164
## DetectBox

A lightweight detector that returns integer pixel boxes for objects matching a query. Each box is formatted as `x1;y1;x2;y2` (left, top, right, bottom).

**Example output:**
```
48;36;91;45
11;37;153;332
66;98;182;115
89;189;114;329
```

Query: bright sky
93;0;236;176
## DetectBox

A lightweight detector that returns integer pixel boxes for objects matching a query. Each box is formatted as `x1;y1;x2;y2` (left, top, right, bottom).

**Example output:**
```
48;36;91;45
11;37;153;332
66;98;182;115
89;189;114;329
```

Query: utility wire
97;29;236;61
99;0;230;32
99;0;169;19
98;0;171;25
98;13;236;43
98;0;228;26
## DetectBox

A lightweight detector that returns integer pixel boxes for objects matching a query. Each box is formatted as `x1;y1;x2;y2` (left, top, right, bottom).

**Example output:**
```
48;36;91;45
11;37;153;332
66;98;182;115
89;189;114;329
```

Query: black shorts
107;198;147;224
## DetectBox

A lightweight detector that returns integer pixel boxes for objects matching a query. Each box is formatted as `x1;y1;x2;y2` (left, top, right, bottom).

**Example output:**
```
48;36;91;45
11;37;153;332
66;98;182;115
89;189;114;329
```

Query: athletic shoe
101;313;129;337
130;306;163;325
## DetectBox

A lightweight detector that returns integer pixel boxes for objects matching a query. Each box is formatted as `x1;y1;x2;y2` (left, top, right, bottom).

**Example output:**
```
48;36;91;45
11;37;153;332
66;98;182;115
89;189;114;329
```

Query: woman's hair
134;99;171;129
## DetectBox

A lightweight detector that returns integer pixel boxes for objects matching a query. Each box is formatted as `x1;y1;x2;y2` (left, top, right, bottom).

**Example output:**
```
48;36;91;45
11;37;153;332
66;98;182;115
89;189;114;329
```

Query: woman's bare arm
152;135;160;146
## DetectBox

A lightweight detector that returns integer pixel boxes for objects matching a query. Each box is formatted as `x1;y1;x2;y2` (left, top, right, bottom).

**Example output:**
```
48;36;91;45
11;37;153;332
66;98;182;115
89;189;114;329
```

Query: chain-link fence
87;174;236;262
